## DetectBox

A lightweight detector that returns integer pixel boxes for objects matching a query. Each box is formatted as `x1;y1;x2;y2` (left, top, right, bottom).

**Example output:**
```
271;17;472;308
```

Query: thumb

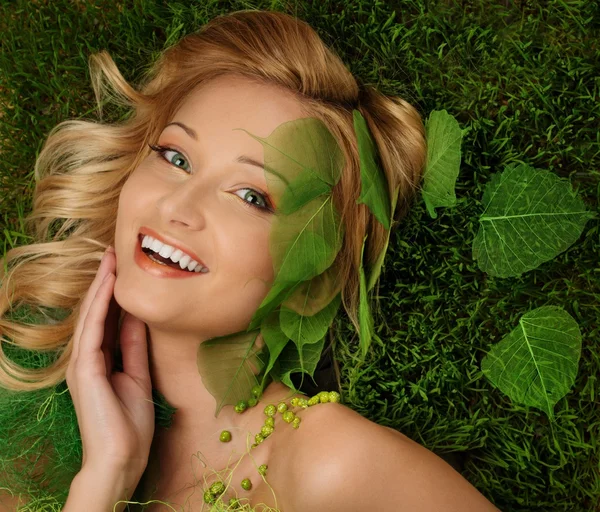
119;313;151;391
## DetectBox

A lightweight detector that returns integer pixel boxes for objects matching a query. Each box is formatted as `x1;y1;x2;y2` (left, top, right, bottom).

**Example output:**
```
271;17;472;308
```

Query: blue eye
149;144;190;172
148;143;274;214
234;188;271;212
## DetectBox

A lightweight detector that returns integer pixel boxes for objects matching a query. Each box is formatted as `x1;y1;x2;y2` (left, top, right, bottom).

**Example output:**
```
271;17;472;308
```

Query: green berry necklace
202;386;341;510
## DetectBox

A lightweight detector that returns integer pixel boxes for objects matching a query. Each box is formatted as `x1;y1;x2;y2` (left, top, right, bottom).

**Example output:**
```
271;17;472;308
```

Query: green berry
229;497;241;507
290;397;300;407
292;416;301;429
219;430;232;442
307;395;320;406
255;432;265;443
298;397;309;408
258;464;268;476
329;391;341;403
203;490;216;504
235;400;248;413
248;397;258;407
276;401;288;413
251;442;258;449
241;478;252;491
318;391;330;403
210;481;226;496
251;385;263;398
264;404;277;417
261;424;274;437
265;416;275;428
282;410;295;423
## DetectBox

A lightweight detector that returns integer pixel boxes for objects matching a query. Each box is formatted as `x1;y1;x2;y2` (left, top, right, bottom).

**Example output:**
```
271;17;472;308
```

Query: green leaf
280;292;341;347
358;234;374;359
234;116;344;216
281;257;343;317
258;310;292;391
473;163;597;277
354;109;391;229
248;194;344;331
421;109;463;219
367;184;401;292
278;334;328;391
271;196;343;281
238;116;346;332
197;329;266;417
248;280;301;332
278;173;330;215
481;306;582;421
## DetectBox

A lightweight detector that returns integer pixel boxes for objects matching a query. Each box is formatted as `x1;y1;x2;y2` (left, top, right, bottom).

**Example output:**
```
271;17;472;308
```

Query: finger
76;272;115;370
71;248;115;363
119;313;151;391
72;248;113;364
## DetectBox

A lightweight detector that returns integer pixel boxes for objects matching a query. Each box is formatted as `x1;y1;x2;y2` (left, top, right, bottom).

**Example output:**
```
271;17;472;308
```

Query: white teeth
158;245;174;259
141;234;208;273
178;253;192;270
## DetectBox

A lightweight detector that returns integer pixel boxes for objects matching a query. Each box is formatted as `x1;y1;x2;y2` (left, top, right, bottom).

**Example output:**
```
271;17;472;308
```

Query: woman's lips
134;235;206;279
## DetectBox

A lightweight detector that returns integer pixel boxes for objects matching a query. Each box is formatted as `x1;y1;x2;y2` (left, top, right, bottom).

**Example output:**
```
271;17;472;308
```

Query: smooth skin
282;401;502;512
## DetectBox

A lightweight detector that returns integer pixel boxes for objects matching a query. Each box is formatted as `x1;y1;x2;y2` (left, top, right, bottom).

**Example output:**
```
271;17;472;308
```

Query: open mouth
137;233;205;274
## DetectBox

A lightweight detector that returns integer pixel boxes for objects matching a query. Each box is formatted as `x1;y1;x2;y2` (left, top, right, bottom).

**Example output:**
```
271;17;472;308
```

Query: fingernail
106;245;115;253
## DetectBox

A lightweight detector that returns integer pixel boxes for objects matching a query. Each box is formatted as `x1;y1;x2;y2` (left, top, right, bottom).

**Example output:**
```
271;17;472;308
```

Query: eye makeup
147;143;276;214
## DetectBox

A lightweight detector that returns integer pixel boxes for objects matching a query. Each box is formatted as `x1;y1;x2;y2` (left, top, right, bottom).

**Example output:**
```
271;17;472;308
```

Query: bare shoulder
284;398;406;448
282;399;409;467
275;400;389;504
279;401;500;512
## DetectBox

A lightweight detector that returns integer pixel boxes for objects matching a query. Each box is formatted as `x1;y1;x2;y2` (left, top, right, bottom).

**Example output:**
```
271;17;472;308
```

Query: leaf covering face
198;116;347;415
197;111;396;415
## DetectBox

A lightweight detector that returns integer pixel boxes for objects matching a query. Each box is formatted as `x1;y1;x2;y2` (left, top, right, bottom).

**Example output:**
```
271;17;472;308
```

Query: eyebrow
164;121;265;171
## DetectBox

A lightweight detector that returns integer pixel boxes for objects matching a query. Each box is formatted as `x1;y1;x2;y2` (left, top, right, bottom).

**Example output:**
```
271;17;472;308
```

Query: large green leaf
358;234;375;359
281;257;343;316
278;334;328;392
481;306;582;421
354;109;391;230
248;194;344;331
473;163;597;277
248;280;301;332
234;116;344;216
258;310;292;391
280;292;341;347
421;109;463;219
270;195;344;281
238;117;346;332
196;329;266;417
367;184;401;292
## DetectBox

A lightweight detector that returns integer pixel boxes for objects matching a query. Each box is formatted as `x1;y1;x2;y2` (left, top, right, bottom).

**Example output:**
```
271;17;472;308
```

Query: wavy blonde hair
0;9;426;393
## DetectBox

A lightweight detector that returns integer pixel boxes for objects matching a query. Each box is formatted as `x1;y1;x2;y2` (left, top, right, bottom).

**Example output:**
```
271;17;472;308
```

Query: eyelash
147;143;274;214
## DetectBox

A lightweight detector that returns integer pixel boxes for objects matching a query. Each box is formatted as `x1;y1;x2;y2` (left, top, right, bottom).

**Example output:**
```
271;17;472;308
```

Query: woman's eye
148;143;273;214
148;144;190;172
234;188;272;212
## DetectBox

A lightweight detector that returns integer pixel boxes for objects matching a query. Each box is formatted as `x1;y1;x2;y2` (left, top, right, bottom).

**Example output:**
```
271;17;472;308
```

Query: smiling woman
0;8;500;512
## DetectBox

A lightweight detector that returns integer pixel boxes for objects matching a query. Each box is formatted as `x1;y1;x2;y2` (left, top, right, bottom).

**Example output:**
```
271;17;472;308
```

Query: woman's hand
65;245;155;480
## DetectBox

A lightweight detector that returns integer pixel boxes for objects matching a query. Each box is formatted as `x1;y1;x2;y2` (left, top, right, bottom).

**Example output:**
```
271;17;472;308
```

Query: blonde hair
0;9;427;393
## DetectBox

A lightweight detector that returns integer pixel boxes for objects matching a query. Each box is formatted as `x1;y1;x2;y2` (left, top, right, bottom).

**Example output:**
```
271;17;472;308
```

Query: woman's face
113;75;307;340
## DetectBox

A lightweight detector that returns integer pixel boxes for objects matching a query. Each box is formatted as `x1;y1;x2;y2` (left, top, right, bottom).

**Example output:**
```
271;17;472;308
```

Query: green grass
1;0;599;511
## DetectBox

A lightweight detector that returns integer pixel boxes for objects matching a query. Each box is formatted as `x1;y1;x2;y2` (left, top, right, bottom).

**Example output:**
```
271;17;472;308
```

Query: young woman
0;10;500;512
